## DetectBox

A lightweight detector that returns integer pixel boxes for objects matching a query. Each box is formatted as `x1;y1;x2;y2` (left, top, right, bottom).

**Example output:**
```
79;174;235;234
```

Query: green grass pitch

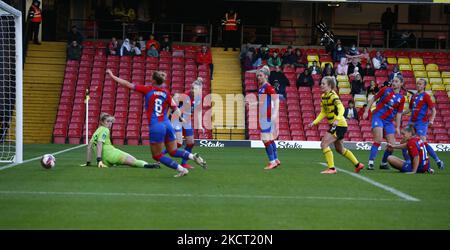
0;144;449;229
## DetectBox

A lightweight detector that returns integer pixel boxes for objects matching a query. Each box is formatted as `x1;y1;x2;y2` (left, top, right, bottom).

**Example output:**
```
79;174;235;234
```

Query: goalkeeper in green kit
81;112;159;169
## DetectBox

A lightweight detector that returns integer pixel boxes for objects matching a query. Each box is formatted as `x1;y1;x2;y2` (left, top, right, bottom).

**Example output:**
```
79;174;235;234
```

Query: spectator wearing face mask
333;44;346;62
346;44;360;60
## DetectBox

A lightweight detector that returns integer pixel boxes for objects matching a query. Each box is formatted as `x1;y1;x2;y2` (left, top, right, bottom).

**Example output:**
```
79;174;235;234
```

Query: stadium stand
244;47;450;143
54;42;213;145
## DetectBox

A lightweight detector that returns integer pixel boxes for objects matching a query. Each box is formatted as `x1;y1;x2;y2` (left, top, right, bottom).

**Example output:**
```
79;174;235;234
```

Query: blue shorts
401;160;429;173
372;115;395;135
410;122;428;137
149;120;176;144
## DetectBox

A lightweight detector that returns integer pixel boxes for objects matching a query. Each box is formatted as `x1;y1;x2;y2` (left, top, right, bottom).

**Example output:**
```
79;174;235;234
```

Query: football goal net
0;1;22;163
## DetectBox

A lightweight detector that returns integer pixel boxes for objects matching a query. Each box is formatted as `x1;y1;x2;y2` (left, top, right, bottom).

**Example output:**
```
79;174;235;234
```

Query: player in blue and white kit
257;66;281;170
363;75;406;170
106;69;207;177
169;78;204;169
407;78;444;169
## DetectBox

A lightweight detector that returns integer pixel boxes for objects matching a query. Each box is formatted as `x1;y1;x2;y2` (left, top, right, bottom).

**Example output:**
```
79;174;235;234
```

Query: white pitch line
0;190;404;202
0;144;86;171
319;162;420;202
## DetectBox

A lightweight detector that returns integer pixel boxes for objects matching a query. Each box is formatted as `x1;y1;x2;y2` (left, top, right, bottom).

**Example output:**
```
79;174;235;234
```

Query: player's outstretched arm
106;69;134;89
96;141;108;168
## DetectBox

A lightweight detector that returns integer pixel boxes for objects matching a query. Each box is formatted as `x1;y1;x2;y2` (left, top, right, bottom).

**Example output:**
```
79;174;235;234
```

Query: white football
41;154;56;169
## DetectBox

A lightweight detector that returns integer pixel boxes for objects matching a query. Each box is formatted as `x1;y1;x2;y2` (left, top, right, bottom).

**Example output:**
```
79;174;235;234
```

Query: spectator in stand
120;38;132;56
67;40;82;61
196;45;214;80
344;100;359;121
293;48;306;68
108;37;119;56
366;80;380;98
145;34;160;51
322;63;335;77
268;51;281;67
147;44;159;58
358;104;371;120
309;61;321;75
160;35;172;52
269;65;290;99
281;46;296;68
67;25;84;45
348;57;362;76
252;49;263;68
362;63;375;78
346;44;360;60
360;48;370;61
137;36;146;51
333;43;346;62
336;57;348;76
240;43;251;64
130;41;141;56
259;44;270;61
350;73;365;96
389;65;402;82
296;68;314;89
372;51;387;70
243;48;256;71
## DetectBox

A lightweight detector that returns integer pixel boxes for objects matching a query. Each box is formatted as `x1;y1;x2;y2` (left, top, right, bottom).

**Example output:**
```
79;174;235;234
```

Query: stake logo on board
199;140;225;148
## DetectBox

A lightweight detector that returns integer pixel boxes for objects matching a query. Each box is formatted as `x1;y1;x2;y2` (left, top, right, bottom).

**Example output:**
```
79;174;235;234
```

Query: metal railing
69;19;213;45
241;22;449;50
68;18;449;50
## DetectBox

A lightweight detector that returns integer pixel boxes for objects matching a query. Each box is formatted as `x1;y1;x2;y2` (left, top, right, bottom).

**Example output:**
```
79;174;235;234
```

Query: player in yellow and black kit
308;76;365;174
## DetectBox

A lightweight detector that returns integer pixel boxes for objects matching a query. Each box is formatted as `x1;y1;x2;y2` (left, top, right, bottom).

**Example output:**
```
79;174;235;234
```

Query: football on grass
41;154;56;169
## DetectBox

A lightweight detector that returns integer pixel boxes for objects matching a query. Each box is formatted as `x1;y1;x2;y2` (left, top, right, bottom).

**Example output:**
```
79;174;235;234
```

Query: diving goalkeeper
82;112;159;169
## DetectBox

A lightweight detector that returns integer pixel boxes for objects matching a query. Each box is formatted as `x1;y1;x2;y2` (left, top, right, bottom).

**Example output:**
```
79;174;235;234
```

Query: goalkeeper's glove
97;157;108;168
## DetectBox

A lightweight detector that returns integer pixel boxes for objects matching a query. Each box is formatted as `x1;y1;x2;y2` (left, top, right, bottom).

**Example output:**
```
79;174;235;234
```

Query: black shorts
327;125;347;140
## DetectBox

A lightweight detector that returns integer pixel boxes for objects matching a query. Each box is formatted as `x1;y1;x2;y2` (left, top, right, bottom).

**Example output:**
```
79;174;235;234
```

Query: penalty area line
0;144;86;172
319;162;420;202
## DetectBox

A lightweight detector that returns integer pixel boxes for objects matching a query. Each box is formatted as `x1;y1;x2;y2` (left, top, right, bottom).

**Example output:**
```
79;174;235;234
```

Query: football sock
402;149;410;162
425;143;440;162
264;141;275;162
369;142;380;162
323;147;334;168
153;154;178;170
169;149;191;160
271;141;278;160
342;149;359;165
381;149;392;165
181;143;194;165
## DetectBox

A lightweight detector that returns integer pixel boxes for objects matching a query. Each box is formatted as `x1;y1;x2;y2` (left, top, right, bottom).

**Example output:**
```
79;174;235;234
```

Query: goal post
0;1;22;163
